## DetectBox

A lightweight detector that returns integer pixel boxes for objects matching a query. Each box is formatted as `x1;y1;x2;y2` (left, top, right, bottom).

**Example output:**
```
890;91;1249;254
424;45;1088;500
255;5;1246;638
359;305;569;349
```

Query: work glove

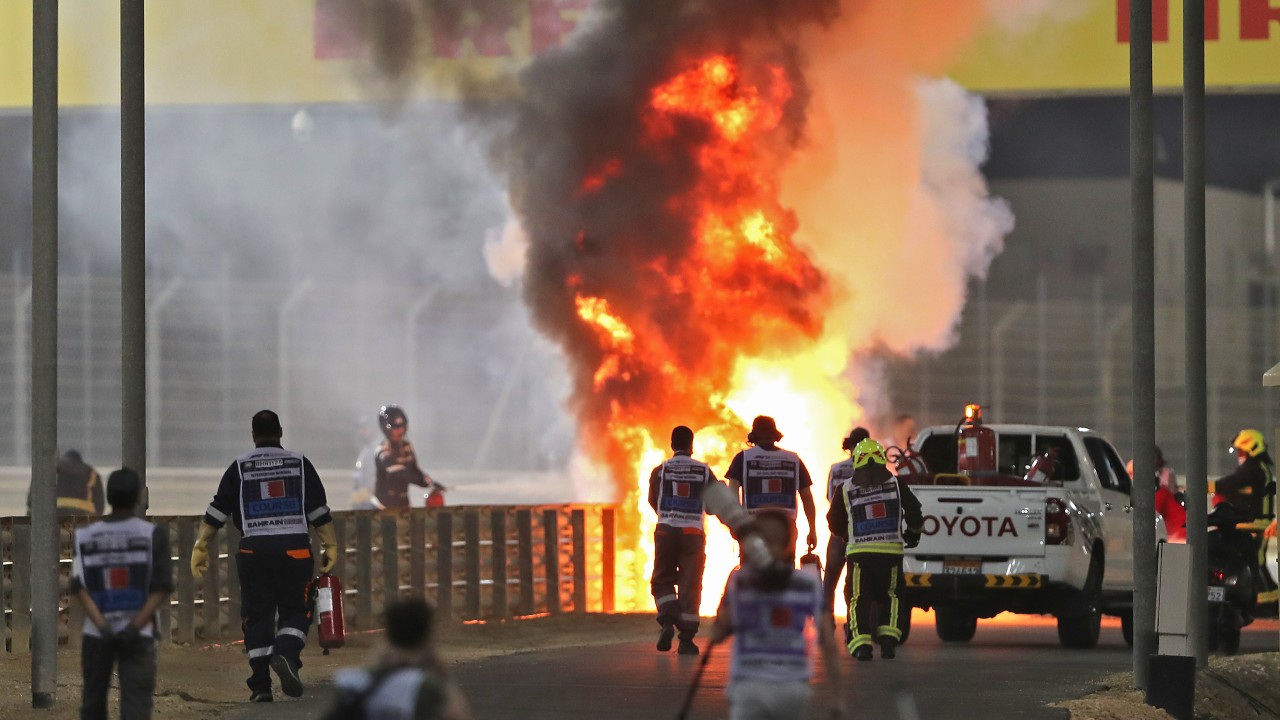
902;529;921;549
190;523;219;579
316;522;339;574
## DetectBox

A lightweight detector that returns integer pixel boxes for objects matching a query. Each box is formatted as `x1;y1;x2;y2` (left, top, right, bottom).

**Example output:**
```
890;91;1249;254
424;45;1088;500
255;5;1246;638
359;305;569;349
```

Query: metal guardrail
0;504;617;652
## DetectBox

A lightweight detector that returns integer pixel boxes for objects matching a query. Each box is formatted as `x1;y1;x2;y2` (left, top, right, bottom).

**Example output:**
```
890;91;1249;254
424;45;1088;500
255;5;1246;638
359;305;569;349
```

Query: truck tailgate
912;487;1047;558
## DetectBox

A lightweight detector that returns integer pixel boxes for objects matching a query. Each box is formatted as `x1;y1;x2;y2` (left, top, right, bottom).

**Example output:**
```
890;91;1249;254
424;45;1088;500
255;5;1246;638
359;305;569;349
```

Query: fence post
356;515;373;630
155;519;173;644
409;512;426;596
571;509;586;613
332;515;347;581
542;509;561;615
0;522;9;651
176;519;195;645
602;507;615;613
224;528;240;629
381;514;399;611
202;533;221;640
491;510;508;620
12;524;31;652
517;509;534;616
464;510;481;620
436;512;454;619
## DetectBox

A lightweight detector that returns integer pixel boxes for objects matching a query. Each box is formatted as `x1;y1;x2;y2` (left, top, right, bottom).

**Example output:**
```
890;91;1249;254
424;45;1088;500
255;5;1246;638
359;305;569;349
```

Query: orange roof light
964;404;982;422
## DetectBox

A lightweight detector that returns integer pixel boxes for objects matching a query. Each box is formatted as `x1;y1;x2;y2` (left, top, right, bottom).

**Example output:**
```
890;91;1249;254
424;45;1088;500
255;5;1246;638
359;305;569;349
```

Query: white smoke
482;216;530;287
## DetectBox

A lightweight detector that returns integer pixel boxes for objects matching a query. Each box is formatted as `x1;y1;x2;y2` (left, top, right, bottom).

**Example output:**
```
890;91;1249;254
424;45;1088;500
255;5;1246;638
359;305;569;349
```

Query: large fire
571;54;859;613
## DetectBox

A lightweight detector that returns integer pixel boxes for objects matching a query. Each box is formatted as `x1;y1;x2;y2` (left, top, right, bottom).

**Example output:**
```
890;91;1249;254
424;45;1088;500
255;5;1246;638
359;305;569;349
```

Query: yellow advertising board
0;0;1277;109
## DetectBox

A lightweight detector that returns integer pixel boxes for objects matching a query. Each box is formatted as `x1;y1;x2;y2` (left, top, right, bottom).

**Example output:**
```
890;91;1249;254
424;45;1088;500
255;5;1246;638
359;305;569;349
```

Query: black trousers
845;552;904;652
238;551;314;693
81;633;156;720
650;526;705;639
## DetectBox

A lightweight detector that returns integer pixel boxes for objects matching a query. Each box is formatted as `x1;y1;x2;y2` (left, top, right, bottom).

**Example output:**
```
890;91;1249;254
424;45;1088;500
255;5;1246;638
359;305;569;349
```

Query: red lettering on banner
1241;0;1280;39
531;0;590;53
431;0;518;58
1117;0;1170;42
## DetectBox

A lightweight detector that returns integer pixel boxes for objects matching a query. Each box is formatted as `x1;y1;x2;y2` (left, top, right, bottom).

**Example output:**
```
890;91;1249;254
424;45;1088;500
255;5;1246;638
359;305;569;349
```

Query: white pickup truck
899;421;1164;649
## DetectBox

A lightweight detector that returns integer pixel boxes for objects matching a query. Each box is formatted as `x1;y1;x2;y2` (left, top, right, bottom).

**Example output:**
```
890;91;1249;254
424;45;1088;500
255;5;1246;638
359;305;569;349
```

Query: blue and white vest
73;517;156;638
742;447;801;518
236;447;309;538
725;566;823;685
655;455;712;531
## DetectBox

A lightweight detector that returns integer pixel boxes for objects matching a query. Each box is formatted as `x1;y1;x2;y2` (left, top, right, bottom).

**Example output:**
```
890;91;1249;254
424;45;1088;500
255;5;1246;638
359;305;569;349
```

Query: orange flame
571;54;859;614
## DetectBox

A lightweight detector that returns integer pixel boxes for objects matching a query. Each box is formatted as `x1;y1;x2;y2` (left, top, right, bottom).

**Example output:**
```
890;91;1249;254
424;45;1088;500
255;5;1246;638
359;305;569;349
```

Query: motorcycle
1205;502;1256;655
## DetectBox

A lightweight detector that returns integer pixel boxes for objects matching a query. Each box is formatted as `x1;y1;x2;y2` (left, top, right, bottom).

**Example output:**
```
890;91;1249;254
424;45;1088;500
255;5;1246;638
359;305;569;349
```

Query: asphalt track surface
228;616;1279;719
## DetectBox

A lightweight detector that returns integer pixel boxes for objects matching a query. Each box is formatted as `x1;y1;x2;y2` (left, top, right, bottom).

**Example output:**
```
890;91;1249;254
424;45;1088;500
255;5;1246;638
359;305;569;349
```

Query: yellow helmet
852;438;889;469
1231;429;1266;458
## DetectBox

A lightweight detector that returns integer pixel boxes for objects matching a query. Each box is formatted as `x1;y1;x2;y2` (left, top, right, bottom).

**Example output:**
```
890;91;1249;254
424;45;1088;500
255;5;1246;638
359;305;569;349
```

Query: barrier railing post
571;509;586;613
409;513;426;596
381;514;399;612
332;515;348;581
542;509;561;615
602;507;616;613
436;512;454;619
517;509;534;616
202;534;221;639
356;515;374;629
175;519;195;645
12;524;30;652
464;510;481;620
225;528;240;629
491;510;508;620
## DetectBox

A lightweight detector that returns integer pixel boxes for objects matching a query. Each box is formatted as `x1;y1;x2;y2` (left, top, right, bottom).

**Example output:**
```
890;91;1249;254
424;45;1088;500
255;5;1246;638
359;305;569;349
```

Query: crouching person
712;509;844;720
324;597;472;720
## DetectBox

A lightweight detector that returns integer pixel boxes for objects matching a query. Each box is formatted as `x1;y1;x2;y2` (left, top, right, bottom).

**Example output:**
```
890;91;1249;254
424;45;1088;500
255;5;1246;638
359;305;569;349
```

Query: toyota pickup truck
897;413;1164;649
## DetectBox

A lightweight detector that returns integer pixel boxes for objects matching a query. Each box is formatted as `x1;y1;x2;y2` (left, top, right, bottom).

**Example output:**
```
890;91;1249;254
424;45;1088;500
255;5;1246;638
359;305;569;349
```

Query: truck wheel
897;604;912;645
935;608;977;643
1057;557;1102;649
1120;610;1134;647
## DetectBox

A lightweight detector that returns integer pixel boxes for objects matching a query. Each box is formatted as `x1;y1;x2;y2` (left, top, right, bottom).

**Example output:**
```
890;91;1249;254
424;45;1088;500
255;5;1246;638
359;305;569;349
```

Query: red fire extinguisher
956;404;996;474
425;481;447;508
1024;448;1058;485
310;573;346;654
888;446;930;484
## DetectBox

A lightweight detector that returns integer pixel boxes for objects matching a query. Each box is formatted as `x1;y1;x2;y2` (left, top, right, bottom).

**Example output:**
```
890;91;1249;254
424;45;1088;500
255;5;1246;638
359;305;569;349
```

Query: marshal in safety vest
72;517;163;638
653;455;713;530
739;446;803;518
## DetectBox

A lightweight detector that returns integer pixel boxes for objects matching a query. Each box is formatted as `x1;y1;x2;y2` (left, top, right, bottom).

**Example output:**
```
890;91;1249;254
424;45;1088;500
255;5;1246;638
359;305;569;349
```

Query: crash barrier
0;504;617;652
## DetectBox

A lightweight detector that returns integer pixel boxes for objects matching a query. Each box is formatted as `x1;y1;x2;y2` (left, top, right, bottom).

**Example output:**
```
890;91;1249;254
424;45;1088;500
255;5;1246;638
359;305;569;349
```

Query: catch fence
0;504;617;652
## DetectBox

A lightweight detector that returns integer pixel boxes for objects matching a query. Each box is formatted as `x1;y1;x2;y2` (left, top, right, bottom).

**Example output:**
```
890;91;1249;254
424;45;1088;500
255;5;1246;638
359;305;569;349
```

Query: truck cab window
1032;434;1080;482
1084;437;1130;494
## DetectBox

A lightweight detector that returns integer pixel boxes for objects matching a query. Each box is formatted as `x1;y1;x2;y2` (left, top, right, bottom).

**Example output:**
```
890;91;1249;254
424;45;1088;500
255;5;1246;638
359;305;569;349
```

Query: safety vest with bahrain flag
741;446;801;519
237;447;309;539
655;455;712;531
841;478;907;555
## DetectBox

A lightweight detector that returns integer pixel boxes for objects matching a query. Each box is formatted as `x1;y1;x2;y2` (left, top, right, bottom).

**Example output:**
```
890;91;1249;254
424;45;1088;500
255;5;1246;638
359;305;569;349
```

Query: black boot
657;624;675;652
878;636;897;659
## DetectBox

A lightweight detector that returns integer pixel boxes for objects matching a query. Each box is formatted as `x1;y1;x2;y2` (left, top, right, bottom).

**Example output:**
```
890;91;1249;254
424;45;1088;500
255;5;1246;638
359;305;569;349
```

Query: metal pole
1264;179;1278;440
1129;0;1158;690
121;0;147;508
30;0;59;707
1183;0;1209;668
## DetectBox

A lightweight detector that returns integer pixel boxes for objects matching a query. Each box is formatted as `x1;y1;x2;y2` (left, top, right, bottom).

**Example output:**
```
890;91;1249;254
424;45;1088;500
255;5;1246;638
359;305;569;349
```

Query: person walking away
373;405;437;509
725;416;819;554
824;428;869;615
324;597;471;720
70;468;173;720
1215;429;1277;606
826;439;924;661
648;425;716;655
191;409;339;702
711;508;843;720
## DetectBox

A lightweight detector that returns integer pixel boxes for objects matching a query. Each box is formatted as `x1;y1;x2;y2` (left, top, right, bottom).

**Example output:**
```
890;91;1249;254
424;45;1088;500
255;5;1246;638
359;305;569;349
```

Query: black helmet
379;405;408;439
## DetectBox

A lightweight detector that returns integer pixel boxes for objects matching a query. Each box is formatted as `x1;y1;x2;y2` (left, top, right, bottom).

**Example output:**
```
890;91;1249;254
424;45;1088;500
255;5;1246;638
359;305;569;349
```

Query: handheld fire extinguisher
956;404;996;474
425;481;447;508
799;549;823;582
1024;448;1058;485
308;573;346;654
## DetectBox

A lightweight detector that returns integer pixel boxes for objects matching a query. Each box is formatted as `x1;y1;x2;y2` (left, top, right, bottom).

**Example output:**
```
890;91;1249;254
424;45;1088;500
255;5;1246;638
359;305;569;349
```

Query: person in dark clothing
372;405;437;509
824;427;870;614
325;597;472;720
647;425;717;655
826;438;924;661
1215;429;1277;606
725;415;819;554
28;449;104;517
70;468;173;720
192;410;338;703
